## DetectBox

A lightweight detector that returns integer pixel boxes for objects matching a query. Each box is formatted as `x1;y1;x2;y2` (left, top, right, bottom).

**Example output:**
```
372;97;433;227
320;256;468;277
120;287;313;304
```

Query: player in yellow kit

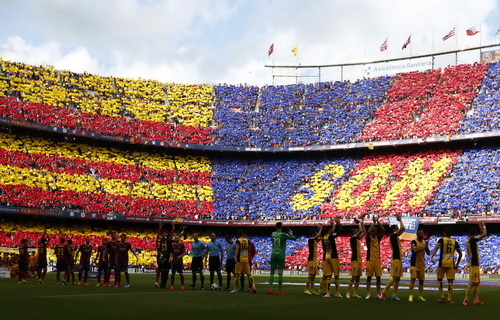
304;225;322;295
430;227;462;304
319;217;342;298
408;228;430;302
346;216;365;299
463;222;487;306
381;213;405;301
365;215;384;299
232;229;256;293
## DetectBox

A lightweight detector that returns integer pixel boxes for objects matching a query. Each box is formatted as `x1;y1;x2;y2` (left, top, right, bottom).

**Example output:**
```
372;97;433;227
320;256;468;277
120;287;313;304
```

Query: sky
0;0;499;85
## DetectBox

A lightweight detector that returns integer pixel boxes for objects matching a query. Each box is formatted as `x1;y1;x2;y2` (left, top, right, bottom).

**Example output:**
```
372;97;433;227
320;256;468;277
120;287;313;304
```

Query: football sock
218;272;223;287
249;275;256;289
418;283;424;296
347;279;353;294
393;280;399;296
354;280;359;295
269;273;275;290
465;283;472;300
438;280;444;298
278;274;283;291
233;276;239;291
192;273;197;287
448;285;453;301
210;272;214;286
180;275;184;286
383;278;395;294
334;277;340;294
226;273;231;288
473;285;479;301
366;280;371;296
409;281;415;295
325;277;331;293
200;274;205;288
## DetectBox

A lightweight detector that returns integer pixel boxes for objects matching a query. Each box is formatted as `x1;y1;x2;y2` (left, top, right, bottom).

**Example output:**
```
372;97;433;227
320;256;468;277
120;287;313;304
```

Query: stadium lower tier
1;59;499;148
1;220;499;273
0;130;499;220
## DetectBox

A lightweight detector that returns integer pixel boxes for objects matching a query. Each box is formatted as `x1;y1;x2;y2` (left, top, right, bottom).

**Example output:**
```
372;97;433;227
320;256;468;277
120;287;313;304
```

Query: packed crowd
0;131;213;217
460;62;500;133
1;58;499;149
1;127;500;219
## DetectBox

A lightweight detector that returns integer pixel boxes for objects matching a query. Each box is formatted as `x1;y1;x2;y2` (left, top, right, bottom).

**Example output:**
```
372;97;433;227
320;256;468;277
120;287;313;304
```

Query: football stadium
1;1;500;319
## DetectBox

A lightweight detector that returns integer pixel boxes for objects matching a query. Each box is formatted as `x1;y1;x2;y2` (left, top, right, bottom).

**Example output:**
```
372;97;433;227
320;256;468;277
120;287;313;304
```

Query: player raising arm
266;222;297;295
430;227;462;304
381;213;405;301
365;215;384;299
463;222;487;306
304;224;322;295
346;215;366;299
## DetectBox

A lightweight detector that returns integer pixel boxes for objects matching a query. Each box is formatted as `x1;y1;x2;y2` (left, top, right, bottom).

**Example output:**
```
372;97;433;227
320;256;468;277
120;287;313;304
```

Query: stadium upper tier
0;59;499;149
0;131;498;220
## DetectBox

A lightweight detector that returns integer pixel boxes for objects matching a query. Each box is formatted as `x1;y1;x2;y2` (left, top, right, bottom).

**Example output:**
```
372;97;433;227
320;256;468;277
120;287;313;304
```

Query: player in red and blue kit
18;239;30;284
76;237;93;286
67;239;76;285
94;238;108;287
36;230;50;284
116;234;138;288
170;234;186;290
104;232;118;287
55;237;70;285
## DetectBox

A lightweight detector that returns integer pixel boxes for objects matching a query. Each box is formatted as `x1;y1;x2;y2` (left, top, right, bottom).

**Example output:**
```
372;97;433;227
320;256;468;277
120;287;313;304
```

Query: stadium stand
1;59;498;149
0;131;213;217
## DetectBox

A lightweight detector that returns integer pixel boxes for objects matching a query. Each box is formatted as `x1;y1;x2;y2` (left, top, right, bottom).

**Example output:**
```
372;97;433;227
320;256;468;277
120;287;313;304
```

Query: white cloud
0;0;498;85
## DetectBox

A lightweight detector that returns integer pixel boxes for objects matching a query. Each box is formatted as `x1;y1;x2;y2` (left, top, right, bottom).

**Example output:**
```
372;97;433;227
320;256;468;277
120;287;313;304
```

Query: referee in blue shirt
205;233;224;289
190;233;206;290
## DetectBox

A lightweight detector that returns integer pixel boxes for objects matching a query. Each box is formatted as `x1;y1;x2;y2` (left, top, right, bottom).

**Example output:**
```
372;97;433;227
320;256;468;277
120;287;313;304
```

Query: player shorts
191;256;203;272
437;267;455;280
80;263;91;273
108;261;117;271
270;254;285;270
172;263;184;273
390;259;402;278
225;258;235;273
19;261;28;273
308;261;318;275
235;262;251;275
56;260;68;272
117;260;128;272
209;256;221;271
159;255;171;271
351;261;362;277
322;258;340;276
468;266;480;284
97;262;108;273
410;266;425;280
366;260;382;277
37;258;48;270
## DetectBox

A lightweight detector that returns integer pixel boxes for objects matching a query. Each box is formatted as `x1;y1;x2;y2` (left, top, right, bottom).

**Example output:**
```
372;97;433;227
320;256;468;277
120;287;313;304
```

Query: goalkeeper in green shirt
265;222;297;295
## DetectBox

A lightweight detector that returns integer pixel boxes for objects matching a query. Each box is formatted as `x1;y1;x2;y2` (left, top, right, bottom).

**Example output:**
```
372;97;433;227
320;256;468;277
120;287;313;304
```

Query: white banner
364;57;433;78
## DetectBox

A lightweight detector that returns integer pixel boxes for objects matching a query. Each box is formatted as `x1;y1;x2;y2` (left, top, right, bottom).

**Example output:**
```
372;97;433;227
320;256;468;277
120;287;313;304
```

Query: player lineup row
14;215;488;306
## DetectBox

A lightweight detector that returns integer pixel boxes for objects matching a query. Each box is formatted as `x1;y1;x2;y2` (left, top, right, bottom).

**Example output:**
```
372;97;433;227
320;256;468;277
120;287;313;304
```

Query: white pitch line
0;290;206;300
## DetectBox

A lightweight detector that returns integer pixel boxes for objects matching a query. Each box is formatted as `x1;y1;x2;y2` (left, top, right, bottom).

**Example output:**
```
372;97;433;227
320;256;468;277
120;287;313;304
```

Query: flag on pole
291;44;298;56
402;35;411;50
380;38;388;52
268;43;274;56
495;26;500;36
442;27;456;41
466;26;480;36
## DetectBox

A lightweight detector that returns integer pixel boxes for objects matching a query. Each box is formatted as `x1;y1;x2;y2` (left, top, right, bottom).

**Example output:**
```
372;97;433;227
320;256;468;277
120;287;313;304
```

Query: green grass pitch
0;274;498;320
